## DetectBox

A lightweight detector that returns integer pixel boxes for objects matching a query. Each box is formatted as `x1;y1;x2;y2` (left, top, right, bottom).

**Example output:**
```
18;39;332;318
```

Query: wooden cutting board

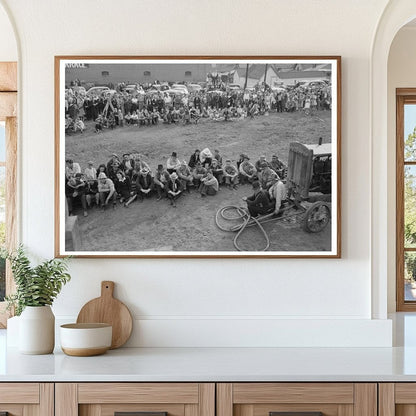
76;281;133;349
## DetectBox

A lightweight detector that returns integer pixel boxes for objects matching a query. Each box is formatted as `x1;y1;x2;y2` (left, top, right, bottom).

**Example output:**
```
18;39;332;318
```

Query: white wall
387;26;416;312
0;0;394;347
0;3;16;61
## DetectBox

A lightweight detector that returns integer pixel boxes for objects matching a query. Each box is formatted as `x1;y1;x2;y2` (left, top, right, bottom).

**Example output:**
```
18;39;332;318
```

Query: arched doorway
371;1;416;318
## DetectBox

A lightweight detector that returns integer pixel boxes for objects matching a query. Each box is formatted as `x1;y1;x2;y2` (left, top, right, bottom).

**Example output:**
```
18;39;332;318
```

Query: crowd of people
65;148;288;216
64;80;332;133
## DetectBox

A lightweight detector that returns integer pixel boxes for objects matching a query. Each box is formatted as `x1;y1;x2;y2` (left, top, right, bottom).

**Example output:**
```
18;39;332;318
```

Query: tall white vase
19;306;55;354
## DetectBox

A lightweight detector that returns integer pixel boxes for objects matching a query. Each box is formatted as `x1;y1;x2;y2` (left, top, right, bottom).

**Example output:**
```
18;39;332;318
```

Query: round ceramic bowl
60;323;112;357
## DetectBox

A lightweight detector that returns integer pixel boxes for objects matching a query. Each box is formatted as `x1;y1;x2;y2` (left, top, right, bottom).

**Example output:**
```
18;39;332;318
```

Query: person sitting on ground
214;149;223;166
136;168;154;201
114;170;136;207
152;108;160;124
188;149;201;169
255;155;270;172
223;159;239;189
242;180;274;217
85;177;99;209
66;173;88;217
95;114;104;133
97;172;116;211
199;170;219;197
177;160;193;192
268;177;287;216
97;163;107;178
132;154;151;173
199;147;213;167
154;164;170;201
238;154;257;184
73;117;85;133
65;159;81;180
167;151;181;174
167;172;183;207
106;153;121;177
210;158;223;185
192;161;207;188
269;154;287;179
120;153;135;177
258;162;278;190
84;161;97;181
183;107;191;124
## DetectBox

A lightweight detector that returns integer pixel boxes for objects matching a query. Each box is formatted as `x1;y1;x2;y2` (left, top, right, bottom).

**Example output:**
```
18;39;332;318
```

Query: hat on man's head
170;172;178;179
87;160;94;165
171;152;177;157
141;168;149;174
98;173;107;179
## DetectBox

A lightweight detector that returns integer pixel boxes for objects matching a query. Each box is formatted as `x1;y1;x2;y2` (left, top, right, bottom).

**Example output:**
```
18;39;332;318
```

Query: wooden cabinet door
55;383;215;416
217;383;377;416
0;383;53;416
379;383;416;416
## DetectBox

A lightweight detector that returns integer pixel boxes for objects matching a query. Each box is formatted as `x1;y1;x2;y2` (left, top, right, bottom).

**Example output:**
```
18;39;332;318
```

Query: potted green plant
4;246;71;354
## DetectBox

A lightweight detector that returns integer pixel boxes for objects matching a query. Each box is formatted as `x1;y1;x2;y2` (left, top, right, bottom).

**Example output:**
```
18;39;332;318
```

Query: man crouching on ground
199;170;219;197
167;172;183;207
242;180;274;217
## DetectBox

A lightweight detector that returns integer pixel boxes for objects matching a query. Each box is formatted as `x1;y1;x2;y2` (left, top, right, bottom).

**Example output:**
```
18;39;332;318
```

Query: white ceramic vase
19;306;55;354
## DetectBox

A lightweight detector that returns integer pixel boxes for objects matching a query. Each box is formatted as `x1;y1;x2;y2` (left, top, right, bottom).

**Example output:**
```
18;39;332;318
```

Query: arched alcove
371;1;416;319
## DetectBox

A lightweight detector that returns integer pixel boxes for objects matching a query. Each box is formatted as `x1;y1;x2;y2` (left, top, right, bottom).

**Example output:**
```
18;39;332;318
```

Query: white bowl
60;323;112;356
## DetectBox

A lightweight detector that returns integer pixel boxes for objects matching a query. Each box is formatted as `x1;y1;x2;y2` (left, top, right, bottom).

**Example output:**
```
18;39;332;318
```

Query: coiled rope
215;206;270;251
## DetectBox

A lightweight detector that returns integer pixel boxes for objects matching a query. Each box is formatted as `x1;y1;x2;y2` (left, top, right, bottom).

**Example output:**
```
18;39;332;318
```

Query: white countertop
2;313;416;382
2;346;416;382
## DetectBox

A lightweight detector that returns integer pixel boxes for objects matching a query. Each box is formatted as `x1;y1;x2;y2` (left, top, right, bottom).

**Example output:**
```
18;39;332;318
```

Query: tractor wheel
302;201;331;233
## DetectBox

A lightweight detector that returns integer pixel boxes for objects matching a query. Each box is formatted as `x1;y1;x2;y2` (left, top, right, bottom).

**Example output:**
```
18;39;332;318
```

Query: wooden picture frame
55;56;341;258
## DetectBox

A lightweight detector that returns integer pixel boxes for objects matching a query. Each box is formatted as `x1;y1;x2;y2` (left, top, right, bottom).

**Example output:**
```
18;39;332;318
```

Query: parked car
228;84;241;91
187;83;202;93
172;84;189;94
86;86;110;96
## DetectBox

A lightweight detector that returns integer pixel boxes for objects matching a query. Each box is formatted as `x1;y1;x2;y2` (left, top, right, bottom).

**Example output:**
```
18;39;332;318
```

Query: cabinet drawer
217;383;376;416
56;383;215;416
0;383;53;416
379;383;416;415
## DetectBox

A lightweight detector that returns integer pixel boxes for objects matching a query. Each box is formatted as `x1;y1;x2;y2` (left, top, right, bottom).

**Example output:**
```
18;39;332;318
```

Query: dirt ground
65;110;332;252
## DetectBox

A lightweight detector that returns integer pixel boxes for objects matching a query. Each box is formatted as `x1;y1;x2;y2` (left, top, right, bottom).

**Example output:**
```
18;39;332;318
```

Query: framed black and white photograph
55;56;341;258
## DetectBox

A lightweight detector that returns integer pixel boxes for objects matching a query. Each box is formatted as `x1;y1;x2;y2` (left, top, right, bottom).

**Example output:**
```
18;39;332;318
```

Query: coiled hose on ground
215;206;270;251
